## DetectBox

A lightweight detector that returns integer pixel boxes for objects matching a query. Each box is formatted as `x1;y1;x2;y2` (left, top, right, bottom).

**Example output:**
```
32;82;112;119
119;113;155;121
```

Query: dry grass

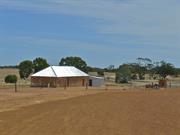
0;87;180;135
0;68;19;82
0;68;30;87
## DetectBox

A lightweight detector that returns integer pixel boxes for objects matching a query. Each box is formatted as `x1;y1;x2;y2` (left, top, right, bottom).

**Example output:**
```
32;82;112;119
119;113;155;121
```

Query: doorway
89;79;92;86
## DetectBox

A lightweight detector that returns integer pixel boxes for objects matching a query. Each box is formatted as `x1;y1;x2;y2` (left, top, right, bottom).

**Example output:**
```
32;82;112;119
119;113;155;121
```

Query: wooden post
86;82;88;90
169;81;171;88
105;84;108;90
15;83;17;92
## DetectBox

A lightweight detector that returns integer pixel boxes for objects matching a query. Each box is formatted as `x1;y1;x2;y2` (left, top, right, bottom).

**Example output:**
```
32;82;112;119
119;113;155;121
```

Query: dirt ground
0;88;180;135
0;87;107;112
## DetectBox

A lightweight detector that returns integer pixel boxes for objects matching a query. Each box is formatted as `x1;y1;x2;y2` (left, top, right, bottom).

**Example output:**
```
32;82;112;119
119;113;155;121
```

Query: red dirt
0;88;180;135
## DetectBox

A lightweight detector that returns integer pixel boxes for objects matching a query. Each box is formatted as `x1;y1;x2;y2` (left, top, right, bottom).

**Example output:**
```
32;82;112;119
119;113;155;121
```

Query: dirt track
0;89;180;135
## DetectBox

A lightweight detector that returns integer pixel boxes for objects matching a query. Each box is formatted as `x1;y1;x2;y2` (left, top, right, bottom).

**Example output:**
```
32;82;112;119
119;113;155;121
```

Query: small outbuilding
31;66;89;87
89;76;104;87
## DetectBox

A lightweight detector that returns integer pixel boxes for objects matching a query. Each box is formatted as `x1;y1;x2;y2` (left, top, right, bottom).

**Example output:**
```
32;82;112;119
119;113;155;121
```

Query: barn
31;66;89;87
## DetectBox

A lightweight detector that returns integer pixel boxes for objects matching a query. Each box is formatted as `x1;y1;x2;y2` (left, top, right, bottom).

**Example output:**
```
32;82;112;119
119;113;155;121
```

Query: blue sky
0;0;179;68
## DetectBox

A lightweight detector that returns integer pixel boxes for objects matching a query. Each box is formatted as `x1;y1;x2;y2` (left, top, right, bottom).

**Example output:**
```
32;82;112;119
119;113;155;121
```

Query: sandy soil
0;87;106;112
0;88;180;135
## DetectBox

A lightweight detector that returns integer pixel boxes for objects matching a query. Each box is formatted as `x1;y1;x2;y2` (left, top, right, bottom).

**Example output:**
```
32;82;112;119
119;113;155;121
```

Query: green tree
19;60;33;79
116;64;131;83
33;57;49;73
134;64;146;80
155;61;175;79
125;63;145;80
174;68;180;77
131;74;137;80
5;75;18;92
136;57;153;79
59;56;88;72
137;57;152;68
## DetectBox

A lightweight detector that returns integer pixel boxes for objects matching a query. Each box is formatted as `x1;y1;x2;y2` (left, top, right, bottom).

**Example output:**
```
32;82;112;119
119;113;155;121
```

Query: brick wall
31;76;89;87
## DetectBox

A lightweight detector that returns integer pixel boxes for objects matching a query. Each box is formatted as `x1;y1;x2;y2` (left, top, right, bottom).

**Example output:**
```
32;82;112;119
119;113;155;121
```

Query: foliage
137;57;152;67
134;64;146;80
5;75;17;83
131;74;137;80
59;56;88;72
136;57;153;79
19;60;33;79
116;59;177;81
116;64;131;83
119;63;145;80
33;57;49;73
174;68;180;76
155;61;175;79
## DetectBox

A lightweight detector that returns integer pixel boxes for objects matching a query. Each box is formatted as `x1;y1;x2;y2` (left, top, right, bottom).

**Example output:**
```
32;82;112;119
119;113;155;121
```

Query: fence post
15;83;17;92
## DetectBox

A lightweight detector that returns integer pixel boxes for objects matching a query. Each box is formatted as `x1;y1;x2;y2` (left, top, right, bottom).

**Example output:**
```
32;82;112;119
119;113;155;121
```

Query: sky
0;0;179;68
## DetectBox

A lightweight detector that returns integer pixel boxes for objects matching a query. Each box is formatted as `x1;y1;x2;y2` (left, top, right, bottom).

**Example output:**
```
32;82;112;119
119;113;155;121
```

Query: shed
31;66;89;87
89;76;104;87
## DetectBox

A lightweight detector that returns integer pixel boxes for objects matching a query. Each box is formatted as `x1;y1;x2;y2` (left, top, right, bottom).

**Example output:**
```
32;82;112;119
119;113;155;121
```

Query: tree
174;68;180;77
136;57;153;79
107;65;115;70
134;64;146;80
59;56;88;72
33;57;49;73
155;61;175;79
5;75;18;92
137;57;152;68
125;63;146;80
116;64;131;83
19;60;33;79
131;74;137;80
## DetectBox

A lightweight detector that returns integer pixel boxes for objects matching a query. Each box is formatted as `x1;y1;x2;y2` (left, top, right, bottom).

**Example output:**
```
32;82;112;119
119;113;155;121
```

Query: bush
5;75;17;83
131;74;137;80
116;65;131;83
119;78;129;83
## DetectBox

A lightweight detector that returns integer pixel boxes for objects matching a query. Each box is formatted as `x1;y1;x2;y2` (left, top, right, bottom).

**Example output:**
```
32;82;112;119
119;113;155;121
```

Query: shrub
5;75;18;92
5;75;17;83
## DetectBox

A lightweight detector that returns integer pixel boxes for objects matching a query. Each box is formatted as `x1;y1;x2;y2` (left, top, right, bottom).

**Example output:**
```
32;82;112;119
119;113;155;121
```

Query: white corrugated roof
31;66;89;77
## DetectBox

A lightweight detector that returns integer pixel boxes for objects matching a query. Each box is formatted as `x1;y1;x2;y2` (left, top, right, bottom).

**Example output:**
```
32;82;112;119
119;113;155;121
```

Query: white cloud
0;0;179;47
